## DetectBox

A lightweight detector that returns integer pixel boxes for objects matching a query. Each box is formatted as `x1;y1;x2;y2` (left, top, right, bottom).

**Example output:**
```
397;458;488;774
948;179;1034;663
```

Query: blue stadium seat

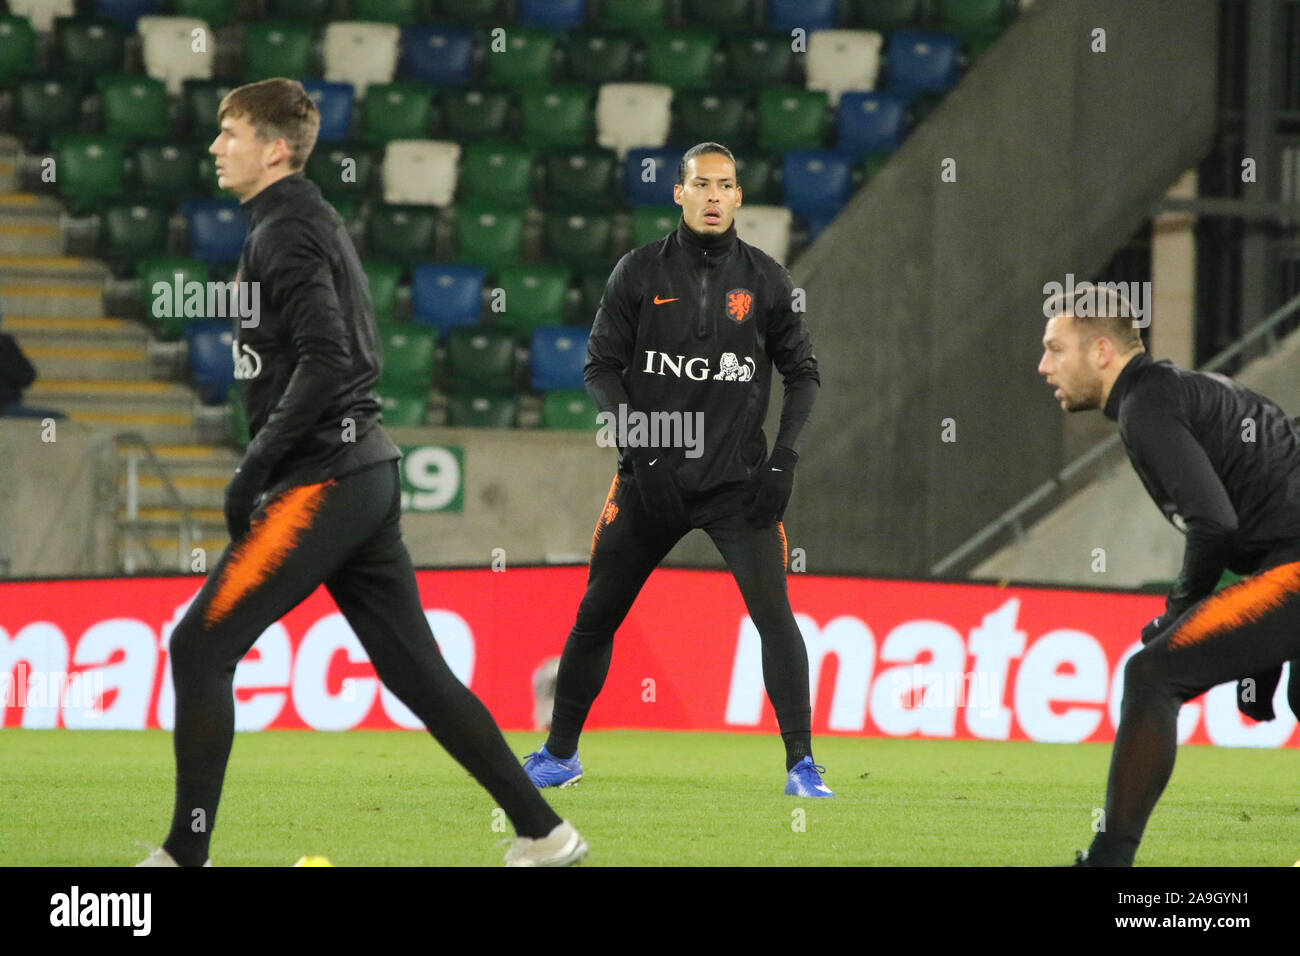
885;31;963;95
180;198;248;267
803;210;837;243
95;0;159;32
835;91;909;160
185;320;235;405
518;0;587;30
530;326;589;390
301;80;355;143
401;26;476;87
411;263;487;337
782;149;852;221
623;146;686;207
767;0;837;33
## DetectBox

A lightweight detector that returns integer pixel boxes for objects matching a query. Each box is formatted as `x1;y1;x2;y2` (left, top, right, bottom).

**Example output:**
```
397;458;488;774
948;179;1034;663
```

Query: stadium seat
848;0;926;32
530;326;588;390
138;255;211;339
324;21;400;97
519;0;586;31
376;323;436;395
565;32;636;85
400;25;476;87
439;88;513;142
541;148;620;210
936;0;1007;48
722;33;794;87
597;0;666;30
430;0;505;25
491;263;571;341
485;26;557;89
184;320;235;404
447;326;516;390
447;391;517;428
9;1;73;34
543;211;614;269
243;21;315;82
733;152;779;204
807;29;883;105
885;31;963;95
0;15;37;86
301;80;356;143
97;74;169;142
230;385;250;448
12;77;80;147
134;142;203;200
175;0;234;29
101;201;170;275
305;142;379;201
861;148;893;183
835;91;909;160
672;91;752;149
266;0;330;17
361;82;436;144
682;0;757;29
782;149;852;221
757;87;828;152
622;147;684;207
378;393;427;426
352;0;421;25
367;204;438;265
630;206;679;247
182;79;234;138
733;204;792;265
803;210;836;242
642;30;718;90
520;85;593;149
181;197;247;267
363;259;402;322
458;142;536;208
411;263;486;336
94;0;158;32
55;17;125;87
541;388;598;429
767;0;837;33
381;140;460;206
455;204;525;271
136;16;213;95
595;83;673;158
52;133;127;210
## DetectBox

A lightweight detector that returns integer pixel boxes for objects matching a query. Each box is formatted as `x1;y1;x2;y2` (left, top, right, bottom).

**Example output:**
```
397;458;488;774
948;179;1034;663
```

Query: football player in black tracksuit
1038;284;1300;866
522;143;832;797
139;78;585;867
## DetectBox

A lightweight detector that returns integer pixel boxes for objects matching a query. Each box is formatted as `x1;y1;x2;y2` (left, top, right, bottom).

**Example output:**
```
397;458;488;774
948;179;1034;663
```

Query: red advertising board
1;569;1296;747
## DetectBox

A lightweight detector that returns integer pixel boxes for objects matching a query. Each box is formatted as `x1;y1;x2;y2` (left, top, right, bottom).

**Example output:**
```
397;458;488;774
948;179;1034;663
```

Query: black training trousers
162;460;559;865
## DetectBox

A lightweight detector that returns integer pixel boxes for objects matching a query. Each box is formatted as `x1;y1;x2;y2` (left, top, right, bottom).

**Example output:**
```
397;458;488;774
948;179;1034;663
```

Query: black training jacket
234;173;399;496
1105;352;1300;617
585;218;819;494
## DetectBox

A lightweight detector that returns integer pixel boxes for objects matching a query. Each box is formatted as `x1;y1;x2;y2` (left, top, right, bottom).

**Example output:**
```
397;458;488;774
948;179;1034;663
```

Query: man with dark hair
522;143;830;797
138;78;586;867
1038;282;1300;866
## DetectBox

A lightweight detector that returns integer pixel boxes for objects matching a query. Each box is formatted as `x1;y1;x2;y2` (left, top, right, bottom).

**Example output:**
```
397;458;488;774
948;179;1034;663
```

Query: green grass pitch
2;729;1296;866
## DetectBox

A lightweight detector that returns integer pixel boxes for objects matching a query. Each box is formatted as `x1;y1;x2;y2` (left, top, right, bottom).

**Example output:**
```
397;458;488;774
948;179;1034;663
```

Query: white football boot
504;820;588;867
135;846;212;867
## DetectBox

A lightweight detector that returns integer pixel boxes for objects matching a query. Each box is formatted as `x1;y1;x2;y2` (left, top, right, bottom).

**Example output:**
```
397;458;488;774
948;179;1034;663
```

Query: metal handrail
930;291;1300;576
116;432;200;573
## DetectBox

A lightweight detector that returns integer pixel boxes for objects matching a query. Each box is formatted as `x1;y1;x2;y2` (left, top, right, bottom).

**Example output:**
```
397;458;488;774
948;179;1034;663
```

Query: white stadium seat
595;83;674;159
382;140;460;206
734;205;793;266
807;29;883;106
9;0;74;33
137;16;214;96
323;21;400;98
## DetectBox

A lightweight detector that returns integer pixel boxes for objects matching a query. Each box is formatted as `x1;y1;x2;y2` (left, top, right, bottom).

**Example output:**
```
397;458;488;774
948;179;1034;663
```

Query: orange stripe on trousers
1166;560;1300;651
777;521;788;571
204;480;334;628
590;475;620;559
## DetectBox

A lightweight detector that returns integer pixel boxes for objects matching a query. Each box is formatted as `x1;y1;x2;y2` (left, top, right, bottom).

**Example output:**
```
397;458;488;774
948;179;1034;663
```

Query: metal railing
117;432;199;574
930;291;1300;576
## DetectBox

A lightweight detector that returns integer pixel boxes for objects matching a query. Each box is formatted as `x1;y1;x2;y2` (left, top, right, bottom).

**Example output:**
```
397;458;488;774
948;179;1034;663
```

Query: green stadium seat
440;88;514;142
431;0;505;25
377;322;437;395
176;0;237;29
541;388;599;430
733;152;777;204
672;91;752;149
541;148;619;211
52;133;127;211
13;77;81;147
97;74;169;142
565;32;637;85
576;270;606;324
909;91;945;124
361;82;437;144
849;0;927;32
138;255;212;339
598;0;667;30
265;0;332;21
134;142;203;200
455;204;525;272
182;79;235;140
723;33;794;87
447;326;517;391
682;0;757;29
936;0;1007;47
243;21;315;82
305;142;379;201
55;18;126;88
485;26;557;89
367;204;438;266
352;0;422;25
379;393;428;427
101;201;170;276
642;30;719;90
631;206;680;247
458;141;536;208
544;210;614;270
364;259;403;323
0;15;38;86
861;149;893;183
230;386;250;449
757;87;828;152
491;263;571;342
520;85;593;149
447;391;517;428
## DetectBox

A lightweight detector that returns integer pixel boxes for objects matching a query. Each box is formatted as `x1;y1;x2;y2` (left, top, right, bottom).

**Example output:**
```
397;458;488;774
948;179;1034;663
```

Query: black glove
1140;616;1167;646
743;446;797;529
1237;667;1282;722
224;456;271;542
630;448;686;528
